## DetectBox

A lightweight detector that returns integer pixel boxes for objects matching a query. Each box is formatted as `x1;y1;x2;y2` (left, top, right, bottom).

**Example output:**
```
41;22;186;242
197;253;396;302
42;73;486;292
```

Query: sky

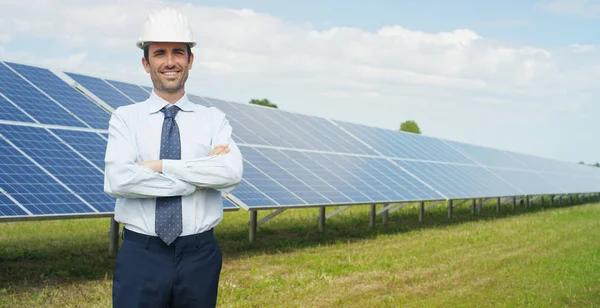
1;0;600;164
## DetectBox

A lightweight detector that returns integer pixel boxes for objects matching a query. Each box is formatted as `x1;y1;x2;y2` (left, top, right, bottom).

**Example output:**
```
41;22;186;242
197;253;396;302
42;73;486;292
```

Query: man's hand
208;144;230;156
196;144;230;190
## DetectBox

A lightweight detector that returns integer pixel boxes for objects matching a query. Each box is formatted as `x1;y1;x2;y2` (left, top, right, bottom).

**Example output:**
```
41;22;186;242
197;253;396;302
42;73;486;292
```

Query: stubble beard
151;68;189;94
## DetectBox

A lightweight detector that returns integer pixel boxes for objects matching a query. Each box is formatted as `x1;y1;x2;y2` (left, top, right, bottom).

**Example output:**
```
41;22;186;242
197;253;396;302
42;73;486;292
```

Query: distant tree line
400;120;421;134
249;98;278;109
578;161;600;168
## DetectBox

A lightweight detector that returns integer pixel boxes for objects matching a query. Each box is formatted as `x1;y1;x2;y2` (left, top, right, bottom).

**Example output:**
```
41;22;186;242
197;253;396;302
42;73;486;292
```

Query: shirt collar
147;90;194;114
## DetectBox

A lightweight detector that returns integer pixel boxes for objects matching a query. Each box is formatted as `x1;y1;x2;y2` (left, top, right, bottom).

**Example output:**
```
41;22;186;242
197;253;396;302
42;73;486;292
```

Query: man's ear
142;57;151;73
188;52;194;70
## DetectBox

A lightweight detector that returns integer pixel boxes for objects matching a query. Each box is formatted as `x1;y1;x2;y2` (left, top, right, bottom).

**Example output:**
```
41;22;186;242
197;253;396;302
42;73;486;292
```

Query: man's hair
144;44;192;62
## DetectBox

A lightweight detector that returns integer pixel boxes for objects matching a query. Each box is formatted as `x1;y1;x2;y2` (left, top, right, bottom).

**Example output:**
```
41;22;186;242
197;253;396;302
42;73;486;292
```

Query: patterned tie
155;105;182;245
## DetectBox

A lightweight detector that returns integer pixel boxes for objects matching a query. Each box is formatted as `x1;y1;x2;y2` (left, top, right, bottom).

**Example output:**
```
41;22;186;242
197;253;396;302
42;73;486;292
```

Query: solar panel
444;140;527;169
0;63;85;127
0;124;114;213
334;120;473;163
0;191;28;217
0;131;95;216
487;168;563;195
66;72;134;109
49;129;107;170
396;160;523;199
2;61;599;223
233;145;445;209
222;197;238;210
5;62;111;130
194;96;378;155
105;79;151;102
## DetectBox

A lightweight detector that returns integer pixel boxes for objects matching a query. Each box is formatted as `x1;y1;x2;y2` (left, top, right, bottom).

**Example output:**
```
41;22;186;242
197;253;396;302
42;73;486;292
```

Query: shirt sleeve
162;109;244;194
104;107;197;199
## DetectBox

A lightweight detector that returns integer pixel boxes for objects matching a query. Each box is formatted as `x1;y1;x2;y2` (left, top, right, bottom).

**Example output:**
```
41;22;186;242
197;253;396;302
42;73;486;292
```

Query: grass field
1;199;600;307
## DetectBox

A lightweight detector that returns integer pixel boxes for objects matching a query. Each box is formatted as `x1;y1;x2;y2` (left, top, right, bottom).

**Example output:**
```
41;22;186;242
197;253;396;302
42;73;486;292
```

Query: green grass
2;200;600;307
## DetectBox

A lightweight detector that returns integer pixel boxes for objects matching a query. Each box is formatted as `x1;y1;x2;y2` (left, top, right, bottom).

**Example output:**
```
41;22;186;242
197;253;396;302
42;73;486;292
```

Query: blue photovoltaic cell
239;160;306;206
488;168;563;195
232;179;279;207
283;151;372;203
198;97;377;155
255;148;353;204
397;160;523;199
66;72;134;109
242;147;331;205
143;86;153;93
0;124;114;213
288;113;376;155
505;151;576;175
348;156;443;201
0;193;28;217
188;96;255;144
222;197;238;210
0;63;84;127
444;140;527;169
538;173;597;193
105;79;151;102
5;62;111;130
0;134;93;215
335;120;474;163
50;129;107;171
0;94;33;123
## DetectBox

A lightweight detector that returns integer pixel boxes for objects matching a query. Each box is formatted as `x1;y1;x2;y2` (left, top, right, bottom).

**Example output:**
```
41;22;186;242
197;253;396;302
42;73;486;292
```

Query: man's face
142;42;194;95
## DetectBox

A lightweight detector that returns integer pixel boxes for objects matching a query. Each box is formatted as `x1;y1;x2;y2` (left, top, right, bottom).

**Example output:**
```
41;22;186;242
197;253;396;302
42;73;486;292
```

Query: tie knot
162;106;180;119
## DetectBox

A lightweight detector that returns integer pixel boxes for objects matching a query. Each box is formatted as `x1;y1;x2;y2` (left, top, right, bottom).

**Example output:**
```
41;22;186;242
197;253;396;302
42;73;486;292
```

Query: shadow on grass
217;199;587;258
0;198;595;292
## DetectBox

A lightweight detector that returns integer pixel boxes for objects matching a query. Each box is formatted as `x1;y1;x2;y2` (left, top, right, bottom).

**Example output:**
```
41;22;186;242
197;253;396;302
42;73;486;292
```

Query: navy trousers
113;228;222;308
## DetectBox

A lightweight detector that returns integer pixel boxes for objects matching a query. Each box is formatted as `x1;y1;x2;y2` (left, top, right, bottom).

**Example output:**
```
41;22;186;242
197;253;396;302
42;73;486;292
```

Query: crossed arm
103;108;243;199
135;144;231;190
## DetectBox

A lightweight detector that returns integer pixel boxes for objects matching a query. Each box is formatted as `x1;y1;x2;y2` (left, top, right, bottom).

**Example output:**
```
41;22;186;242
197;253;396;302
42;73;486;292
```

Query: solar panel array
1;60;599;220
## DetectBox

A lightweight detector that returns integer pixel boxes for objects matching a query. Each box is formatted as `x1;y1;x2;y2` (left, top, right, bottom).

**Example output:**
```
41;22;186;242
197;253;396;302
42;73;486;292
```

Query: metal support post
419;201;425;222
318;206;326;233
447;200;453;219
249;210;257;243
381;203;389;225
369;204;376;228
496;197;500;213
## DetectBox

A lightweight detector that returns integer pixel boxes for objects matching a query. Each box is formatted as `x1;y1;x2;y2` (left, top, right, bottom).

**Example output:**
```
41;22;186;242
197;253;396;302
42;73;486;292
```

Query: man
104;7;243;308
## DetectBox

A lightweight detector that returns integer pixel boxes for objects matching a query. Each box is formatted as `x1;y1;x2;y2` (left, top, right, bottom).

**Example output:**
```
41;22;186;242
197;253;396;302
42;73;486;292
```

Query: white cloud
535;0;600;18
1;0;600;162
570;44;595;53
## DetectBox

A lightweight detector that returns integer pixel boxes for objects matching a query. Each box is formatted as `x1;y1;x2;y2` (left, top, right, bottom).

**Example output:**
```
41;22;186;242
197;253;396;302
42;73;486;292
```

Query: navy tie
155;105;182;245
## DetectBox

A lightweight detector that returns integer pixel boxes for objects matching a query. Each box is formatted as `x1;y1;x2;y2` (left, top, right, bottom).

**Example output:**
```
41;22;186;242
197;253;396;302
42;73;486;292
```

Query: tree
249;98;278;109
399;120;421;134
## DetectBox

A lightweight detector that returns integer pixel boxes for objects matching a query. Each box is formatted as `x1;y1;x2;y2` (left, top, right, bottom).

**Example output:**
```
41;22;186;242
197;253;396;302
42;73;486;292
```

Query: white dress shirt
103;91;243;236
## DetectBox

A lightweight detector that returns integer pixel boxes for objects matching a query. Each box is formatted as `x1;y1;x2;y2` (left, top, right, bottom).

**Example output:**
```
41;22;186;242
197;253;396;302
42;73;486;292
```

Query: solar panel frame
66;72;135;109
104;79;151;103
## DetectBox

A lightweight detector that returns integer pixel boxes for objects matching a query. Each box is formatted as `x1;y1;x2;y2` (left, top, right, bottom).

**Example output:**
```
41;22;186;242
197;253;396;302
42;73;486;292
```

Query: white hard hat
136;7;196;49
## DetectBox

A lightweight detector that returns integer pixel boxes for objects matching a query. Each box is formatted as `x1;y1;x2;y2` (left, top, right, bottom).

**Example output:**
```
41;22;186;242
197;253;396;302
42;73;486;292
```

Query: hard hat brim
137;40;196;49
